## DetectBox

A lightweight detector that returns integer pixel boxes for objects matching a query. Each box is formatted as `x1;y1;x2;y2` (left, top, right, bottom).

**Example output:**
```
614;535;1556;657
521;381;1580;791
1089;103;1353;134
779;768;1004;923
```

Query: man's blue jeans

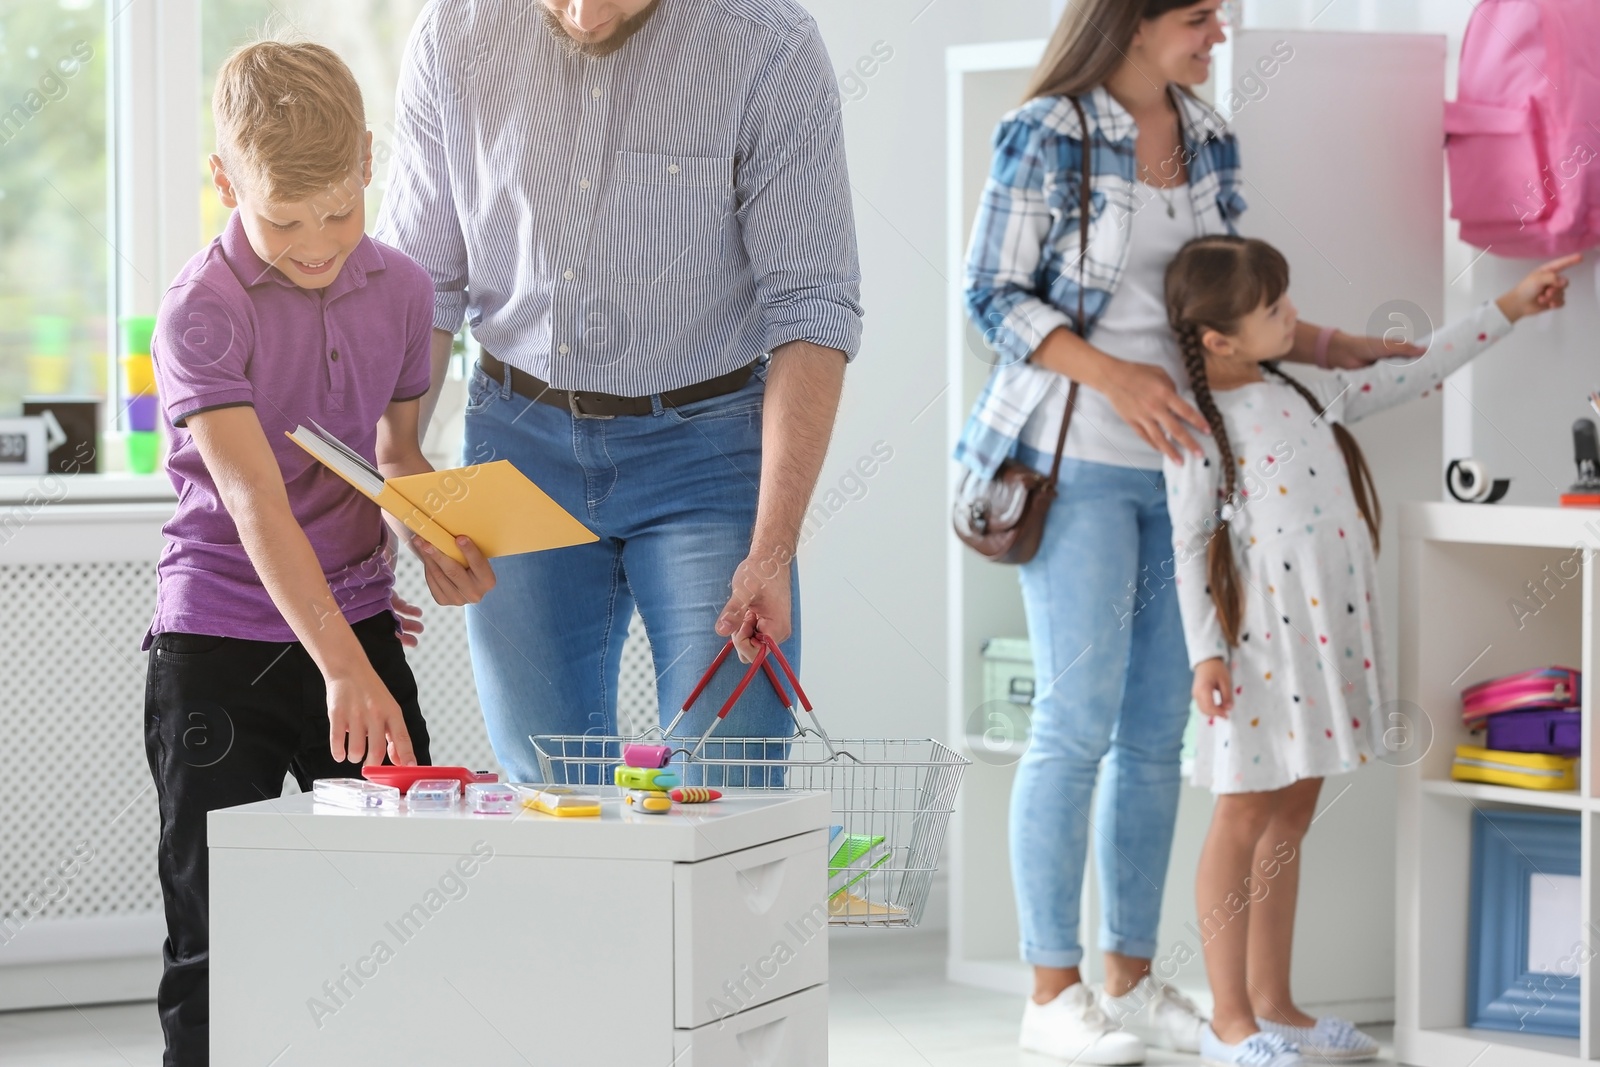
461;356;799;783
1010;452;1191;968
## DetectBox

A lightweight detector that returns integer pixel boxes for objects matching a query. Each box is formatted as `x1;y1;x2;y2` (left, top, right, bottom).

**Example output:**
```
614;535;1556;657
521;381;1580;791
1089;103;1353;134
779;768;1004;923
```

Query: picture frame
1467;808;1582;1037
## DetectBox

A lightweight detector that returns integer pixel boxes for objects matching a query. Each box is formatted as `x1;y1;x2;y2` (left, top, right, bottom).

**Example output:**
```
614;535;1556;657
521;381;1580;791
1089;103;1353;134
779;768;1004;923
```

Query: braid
1177;324;1245;648
1263;363;1383;554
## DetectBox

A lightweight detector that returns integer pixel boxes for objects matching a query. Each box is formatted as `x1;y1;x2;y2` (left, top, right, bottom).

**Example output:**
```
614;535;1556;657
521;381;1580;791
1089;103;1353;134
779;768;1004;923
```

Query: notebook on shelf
287;420;596;565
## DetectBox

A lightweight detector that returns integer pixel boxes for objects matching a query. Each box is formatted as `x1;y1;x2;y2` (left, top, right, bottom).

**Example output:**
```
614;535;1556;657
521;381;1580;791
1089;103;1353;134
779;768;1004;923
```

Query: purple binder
1483;707;1581;756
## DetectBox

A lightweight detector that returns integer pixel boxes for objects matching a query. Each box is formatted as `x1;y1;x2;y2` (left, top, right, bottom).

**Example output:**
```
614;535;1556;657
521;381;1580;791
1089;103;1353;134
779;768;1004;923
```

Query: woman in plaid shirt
958;3;1407;1064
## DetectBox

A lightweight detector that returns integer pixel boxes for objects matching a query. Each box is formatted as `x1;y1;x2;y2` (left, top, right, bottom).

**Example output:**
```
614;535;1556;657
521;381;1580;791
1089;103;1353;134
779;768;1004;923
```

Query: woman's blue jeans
1011;452;1192;968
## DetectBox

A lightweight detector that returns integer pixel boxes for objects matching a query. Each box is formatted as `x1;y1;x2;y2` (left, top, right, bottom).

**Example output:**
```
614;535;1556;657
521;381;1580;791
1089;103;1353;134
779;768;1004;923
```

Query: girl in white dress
1161;234;1576;1066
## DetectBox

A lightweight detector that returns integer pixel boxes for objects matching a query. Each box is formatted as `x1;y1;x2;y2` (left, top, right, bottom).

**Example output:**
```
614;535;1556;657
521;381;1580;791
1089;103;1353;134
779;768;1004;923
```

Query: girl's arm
1163;443;1231;668
1331;255;1577;424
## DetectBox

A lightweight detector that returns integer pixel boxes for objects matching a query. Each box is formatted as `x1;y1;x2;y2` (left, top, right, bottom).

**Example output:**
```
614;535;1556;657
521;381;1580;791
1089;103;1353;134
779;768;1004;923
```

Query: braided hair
1164;235;1382;648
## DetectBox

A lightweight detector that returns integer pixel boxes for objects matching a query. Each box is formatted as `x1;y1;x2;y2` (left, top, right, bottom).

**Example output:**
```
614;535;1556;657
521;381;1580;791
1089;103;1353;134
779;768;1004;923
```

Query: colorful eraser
669;787;721;803
622;743;673;769
626;789;673;814
614;766;679;791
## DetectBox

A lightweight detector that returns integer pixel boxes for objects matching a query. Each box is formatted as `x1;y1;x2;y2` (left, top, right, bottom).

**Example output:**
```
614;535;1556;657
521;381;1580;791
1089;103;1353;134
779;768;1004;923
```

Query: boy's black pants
143;611;431;1067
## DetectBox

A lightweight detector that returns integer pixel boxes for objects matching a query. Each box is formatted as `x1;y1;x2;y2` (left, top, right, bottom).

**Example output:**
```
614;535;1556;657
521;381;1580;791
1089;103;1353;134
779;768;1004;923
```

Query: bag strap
1044;95;1092;487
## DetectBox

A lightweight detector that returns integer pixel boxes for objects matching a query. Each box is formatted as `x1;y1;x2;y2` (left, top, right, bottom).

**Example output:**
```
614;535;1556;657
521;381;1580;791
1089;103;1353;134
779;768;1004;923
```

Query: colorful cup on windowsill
122;354;155;397
126;430;159;474
121;315;156;357
126;393;159;433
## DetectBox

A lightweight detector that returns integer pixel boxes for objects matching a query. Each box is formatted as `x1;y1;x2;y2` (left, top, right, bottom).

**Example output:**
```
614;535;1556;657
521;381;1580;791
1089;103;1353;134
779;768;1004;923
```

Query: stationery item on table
1483;707;1581;756
466;770;500;783
363;765;479;792
828;824;845;846
1451;743;1578;791
1563;417;1600;506
1461;666;1580;725
828;833;891;899
313;778;401;809
668;787;720;803
614;766;679;791
626;789;673;814
623;743;673;769
286;420;596;565
519;785;602;818
406;779;461;810
465;782;518;815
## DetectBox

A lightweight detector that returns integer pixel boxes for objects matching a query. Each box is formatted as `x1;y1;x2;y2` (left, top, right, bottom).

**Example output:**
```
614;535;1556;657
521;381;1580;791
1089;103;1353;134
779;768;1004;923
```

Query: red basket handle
681;638;795;721
756;633;812;712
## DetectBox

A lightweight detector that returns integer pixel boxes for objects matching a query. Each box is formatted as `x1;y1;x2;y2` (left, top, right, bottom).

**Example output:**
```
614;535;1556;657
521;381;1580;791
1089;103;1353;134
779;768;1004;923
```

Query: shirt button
578;178;590;189
330;349;340;362
667;163;680;174
590;87;602;99
563;269;575;280
558;343;570;355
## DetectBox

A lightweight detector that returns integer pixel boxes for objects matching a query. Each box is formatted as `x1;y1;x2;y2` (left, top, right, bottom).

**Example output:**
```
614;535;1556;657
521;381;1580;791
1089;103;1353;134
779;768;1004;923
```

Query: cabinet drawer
674;829;828;1028
672;983;827;1067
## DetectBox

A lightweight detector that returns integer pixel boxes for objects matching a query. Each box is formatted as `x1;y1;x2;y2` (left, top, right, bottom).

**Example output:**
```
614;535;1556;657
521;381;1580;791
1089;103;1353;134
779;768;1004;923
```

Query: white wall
790;0;1050;742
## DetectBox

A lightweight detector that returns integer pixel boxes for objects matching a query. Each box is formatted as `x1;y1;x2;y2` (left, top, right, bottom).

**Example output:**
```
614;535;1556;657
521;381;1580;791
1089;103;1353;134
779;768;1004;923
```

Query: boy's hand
391;593;424;648
327;666;418;766
411;534;497;606
1193;657;1234;718
1496;253;1581;323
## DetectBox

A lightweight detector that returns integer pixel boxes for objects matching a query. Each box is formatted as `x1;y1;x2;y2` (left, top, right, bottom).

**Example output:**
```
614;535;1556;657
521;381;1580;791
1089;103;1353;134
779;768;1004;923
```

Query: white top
1162;300;1516;793
1019;180;1199;470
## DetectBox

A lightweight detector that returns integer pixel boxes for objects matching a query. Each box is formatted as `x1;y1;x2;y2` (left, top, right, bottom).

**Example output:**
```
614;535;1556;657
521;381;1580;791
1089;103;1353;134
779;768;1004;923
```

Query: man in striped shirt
376;0;863;779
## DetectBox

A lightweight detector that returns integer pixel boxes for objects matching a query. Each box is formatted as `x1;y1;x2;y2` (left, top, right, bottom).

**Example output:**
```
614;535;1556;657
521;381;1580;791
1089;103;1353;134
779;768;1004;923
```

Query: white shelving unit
1396;501;1600;1066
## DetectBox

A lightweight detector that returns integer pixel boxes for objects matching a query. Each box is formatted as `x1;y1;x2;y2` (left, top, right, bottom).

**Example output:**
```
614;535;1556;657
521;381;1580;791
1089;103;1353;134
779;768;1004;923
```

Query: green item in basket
122;315;157;356
828;833;890;900
127;430;159;474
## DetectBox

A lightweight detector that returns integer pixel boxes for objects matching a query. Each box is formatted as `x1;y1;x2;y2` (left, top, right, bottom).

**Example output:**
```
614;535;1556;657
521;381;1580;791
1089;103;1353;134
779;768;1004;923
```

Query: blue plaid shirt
955;85;1247;477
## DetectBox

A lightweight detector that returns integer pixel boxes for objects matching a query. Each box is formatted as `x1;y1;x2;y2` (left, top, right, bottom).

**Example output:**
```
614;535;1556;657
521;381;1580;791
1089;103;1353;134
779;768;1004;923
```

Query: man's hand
1193;657;1234;718
327;665;418;766
391;592;425;648
715;548;793;663
410;535;497;606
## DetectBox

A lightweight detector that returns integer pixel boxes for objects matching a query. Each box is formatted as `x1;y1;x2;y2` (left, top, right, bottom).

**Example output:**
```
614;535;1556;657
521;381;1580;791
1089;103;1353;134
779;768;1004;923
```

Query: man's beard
538;1;659;58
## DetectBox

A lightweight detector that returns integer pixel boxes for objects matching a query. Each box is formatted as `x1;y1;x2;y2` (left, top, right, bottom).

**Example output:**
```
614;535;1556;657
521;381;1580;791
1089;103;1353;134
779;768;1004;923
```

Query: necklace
1141;163;1178;218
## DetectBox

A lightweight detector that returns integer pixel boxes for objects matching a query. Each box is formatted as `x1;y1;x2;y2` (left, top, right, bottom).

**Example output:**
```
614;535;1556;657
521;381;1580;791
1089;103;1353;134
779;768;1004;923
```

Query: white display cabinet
1397;502;1600;1066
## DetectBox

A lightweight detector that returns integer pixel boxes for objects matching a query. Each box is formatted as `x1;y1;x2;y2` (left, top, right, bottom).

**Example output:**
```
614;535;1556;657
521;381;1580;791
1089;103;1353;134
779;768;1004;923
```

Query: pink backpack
1444;0;1600;257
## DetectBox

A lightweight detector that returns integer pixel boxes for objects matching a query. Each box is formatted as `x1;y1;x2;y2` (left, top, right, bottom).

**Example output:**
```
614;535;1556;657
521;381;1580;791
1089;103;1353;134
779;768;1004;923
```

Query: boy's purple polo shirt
146;212;434;645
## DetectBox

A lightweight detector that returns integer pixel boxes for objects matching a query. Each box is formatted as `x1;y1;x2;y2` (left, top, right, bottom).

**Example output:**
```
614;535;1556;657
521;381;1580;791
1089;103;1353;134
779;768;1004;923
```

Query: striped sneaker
1255;1017;1380;1062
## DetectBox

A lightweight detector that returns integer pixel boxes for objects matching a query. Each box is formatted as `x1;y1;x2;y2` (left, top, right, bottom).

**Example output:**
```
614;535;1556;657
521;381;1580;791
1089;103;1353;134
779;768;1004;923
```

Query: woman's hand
1323;330;1425;369
1496;253;1581;323
1193;657;1234;718
410;535;497;606
1097;357;1210;464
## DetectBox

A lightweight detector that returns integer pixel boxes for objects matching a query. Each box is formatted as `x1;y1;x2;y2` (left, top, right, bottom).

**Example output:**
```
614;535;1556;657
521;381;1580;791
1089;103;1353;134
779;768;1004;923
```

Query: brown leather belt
479;352;755;418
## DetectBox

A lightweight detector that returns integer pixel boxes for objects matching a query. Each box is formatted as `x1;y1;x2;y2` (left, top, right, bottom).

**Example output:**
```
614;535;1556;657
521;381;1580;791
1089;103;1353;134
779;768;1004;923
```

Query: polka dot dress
1164;301;1515;793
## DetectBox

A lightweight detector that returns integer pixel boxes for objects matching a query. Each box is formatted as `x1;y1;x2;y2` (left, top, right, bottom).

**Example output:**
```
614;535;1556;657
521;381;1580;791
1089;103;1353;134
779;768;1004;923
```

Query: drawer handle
735;857;788;914
734;1016;788;1066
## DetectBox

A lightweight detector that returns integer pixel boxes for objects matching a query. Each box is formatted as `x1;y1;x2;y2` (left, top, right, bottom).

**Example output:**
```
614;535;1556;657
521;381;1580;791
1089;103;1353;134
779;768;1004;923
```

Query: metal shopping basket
531;633;968;928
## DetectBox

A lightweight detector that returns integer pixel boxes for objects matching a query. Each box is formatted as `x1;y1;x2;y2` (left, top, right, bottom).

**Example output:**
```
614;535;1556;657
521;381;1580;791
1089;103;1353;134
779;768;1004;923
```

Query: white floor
0;931;1398;1066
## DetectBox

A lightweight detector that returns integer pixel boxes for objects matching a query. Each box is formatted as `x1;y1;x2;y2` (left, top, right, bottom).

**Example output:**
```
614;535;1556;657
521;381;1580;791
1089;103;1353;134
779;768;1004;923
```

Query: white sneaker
1020;982;1146;1064
1200;1025;1304;1066
1100;975;1208;1053
1256;1017;1380;1062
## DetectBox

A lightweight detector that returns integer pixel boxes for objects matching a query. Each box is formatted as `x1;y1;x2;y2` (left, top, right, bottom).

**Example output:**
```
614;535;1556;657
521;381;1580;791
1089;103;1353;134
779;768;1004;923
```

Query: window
0;1;109;417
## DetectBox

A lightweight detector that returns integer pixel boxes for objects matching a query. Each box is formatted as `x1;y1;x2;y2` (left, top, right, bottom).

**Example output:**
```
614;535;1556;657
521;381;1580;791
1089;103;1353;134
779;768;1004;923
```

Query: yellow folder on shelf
287;421;597;565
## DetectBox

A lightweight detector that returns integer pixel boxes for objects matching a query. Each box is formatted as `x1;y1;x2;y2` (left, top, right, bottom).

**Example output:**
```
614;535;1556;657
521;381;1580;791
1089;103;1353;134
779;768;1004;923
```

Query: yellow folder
287;423;597;565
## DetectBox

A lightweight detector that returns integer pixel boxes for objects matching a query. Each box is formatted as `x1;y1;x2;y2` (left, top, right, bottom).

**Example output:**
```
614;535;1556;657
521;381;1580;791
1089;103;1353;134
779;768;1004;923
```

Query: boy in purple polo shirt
143;41;494;1065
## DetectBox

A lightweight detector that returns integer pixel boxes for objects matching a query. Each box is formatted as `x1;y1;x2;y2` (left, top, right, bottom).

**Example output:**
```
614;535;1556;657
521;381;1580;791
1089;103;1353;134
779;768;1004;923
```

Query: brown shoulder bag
952;95;1090;565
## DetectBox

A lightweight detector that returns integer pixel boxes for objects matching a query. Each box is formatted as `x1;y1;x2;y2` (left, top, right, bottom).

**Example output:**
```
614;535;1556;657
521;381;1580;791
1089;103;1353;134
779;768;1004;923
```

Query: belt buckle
566;392;614;420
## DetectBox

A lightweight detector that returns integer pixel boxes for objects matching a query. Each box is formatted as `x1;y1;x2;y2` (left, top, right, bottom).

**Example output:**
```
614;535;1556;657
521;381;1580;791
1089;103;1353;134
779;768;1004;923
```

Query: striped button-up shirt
376;0;864;396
